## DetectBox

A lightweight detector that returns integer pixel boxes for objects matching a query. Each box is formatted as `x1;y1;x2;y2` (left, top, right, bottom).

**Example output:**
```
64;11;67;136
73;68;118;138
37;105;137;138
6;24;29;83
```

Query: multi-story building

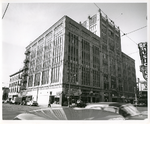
9;69;23;100
82;9;136;102
21;9;136;106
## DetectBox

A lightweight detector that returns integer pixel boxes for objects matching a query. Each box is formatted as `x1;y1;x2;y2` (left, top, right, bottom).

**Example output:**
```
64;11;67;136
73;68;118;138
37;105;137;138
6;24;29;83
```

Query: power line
2;3;9;19
94;3;106;15
93;3;145;46
94;3;99;9
127;51;138;55
122;26;147;36
120;29;138;45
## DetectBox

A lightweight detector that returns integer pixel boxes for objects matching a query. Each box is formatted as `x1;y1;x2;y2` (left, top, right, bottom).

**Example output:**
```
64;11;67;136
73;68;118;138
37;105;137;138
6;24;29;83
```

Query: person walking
48;96;51;107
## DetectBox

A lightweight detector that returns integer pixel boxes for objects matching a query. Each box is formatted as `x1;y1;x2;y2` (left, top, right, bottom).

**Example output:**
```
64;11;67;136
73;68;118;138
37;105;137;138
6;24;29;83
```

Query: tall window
82;67;90;86
104;74;109;90
93;45;100;69
109;38;115;51
68;32;79;83
51;32;62;83
81;39;90;85
28;75;33;87
92;45;100;87
111;76;116;89
31;48;36;59
51;65;60;83
93;70;100;87
34;73;40;86
42;70;49;85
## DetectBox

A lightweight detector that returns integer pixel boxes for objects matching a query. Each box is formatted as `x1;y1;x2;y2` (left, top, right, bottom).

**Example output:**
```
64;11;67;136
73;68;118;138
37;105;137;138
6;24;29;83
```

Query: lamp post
134;87;138;107
89;90;93;103
36;82;40;103
68;74;76;107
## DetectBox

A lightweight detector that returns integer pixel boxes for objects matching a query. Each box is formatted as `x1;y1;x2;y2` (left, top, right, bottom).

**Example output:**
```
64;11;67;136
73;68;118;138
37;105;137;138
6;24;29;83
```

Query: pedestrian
105;98;108;102
48;97;51;107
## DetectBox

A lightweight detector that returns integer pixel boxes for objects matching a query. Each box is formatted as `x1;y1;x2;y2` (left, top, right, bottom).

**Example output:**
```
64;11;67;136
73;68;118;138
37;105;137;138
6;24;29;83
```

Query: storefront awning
121;96;125;99
112;96;118;98
129;97;134;99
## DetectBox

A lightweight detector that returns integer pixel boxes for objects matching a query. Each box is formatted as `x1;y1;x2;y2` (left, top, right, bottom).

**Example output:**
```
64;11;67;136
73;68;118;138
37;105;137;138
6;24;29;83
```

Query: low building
9;69;23;100
2;87;9;101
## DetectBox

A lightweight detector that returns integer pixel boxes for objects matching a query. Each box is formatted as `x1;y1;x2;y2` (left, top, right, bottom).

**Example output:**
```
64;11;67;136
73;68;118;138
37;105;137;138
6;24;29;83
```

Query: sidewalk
38;103;77;108
38;104;62;108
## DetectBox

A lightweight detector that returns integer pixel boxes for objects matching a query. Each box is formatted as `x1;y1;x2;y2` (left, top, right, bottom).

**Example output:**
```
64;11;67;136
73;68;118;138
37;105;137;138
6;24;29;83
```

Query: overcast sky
1;2;148;87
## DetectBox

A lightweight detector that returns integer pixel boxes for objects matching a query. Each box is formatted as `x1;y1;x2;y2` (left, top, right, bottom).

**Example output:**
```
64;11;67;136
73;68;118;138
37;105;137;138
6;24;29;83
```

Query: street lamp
89;90;93;103
68;74;76;107
36;82;40;103
134;87;138;107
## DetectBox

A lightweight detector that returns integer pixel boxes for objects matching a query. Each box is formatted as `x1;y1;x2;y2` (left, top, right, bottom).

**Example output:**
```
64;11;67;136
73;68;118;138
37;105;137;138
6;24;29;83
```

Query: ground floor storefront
20;84;135;106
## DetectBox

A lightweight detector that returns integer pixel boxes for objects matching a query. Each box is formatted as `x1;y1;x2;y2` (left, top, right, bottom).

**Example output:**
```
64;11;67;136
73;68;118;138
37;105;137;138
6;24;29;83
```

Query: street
2;103;47;120
2;103;148;120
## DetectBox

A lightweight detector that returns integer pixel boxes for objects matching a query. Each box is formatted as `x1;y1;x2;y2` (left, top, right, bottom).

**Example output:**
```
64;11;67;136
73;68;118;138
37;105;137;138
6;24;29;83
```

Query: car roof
86;102;129;107
85;102;113;108
15;107;124;120
109;103;132;107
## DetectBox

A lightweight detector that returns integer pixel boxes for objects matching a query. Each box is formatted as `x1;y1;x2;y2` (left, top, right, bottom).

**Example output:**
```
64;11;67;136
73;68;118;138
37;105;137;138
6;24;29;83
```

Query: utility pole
2;3;9;19
134;87;138;107
36;82;40;103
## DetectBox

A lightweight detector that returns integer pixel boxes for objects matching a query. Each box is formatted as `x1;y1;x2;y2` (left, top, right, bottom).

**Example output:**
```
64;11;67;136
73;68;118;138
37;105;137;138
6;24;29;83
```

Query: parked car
14;107;125;120
32;101;38;106
76;100;86;108
2;99;9;103
85;102;148;120
10;99;15;104
26;100;38;106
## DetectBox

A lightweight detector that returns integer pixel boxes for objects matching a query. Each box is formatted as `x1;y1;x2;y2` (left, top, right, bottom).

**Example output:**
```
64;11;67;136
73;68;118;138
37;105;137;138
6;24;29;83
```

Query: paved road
136;106;148;112
2;103;46;120
2;103;148;120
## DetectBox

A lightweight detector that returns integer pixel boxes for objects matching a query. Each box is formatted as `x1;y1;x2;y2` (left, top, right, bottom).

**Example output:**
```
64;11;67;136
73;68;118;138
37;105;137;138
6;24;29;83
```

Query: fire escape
20;49;30;93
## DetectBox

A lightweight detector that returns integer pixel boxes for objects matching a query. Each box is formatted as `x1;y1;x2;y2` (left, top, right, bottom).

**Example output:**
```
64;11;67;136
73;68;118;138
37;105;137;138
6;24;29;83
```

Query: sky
1;1;148;87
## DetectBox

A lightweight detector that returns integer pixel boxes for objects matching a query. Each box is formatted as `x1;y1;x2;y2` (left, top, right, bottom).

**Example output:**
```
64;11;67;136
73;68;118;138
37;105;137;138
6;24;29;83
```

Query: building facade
81;9;136;102
21;10;136;106
9;69;23;100
122;53;136;102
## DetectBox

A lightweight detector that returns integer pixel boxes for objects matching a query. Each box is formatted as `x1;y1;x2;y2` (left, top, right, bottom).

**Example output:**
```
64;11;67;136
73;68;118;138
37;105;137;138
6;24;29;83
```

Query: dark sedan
85;102;148;120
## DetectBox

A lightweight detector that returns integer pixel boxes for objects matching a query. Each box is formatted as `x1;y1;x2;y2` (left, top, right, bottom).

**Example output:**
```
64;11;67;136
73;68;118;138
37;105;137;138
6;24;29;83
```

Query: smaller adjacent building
2;87;9;101
9;69;23;100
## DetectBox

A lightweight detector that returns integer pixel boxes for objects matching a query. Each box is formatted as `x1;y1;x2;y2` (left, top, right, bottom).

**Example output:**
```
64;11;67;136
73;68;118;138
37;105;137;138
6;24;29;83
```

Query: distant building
2;87;9;101
9;69;23;100
21;10;136;106
137;79;148;106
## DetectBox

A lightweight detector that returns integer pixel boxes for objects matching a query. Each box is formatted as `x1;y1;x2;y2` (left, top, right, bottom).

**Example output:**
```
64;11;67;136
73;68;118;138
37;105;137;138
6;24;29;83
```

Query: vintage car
14;107;125;120
25;96;38;106
85;102;148;120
